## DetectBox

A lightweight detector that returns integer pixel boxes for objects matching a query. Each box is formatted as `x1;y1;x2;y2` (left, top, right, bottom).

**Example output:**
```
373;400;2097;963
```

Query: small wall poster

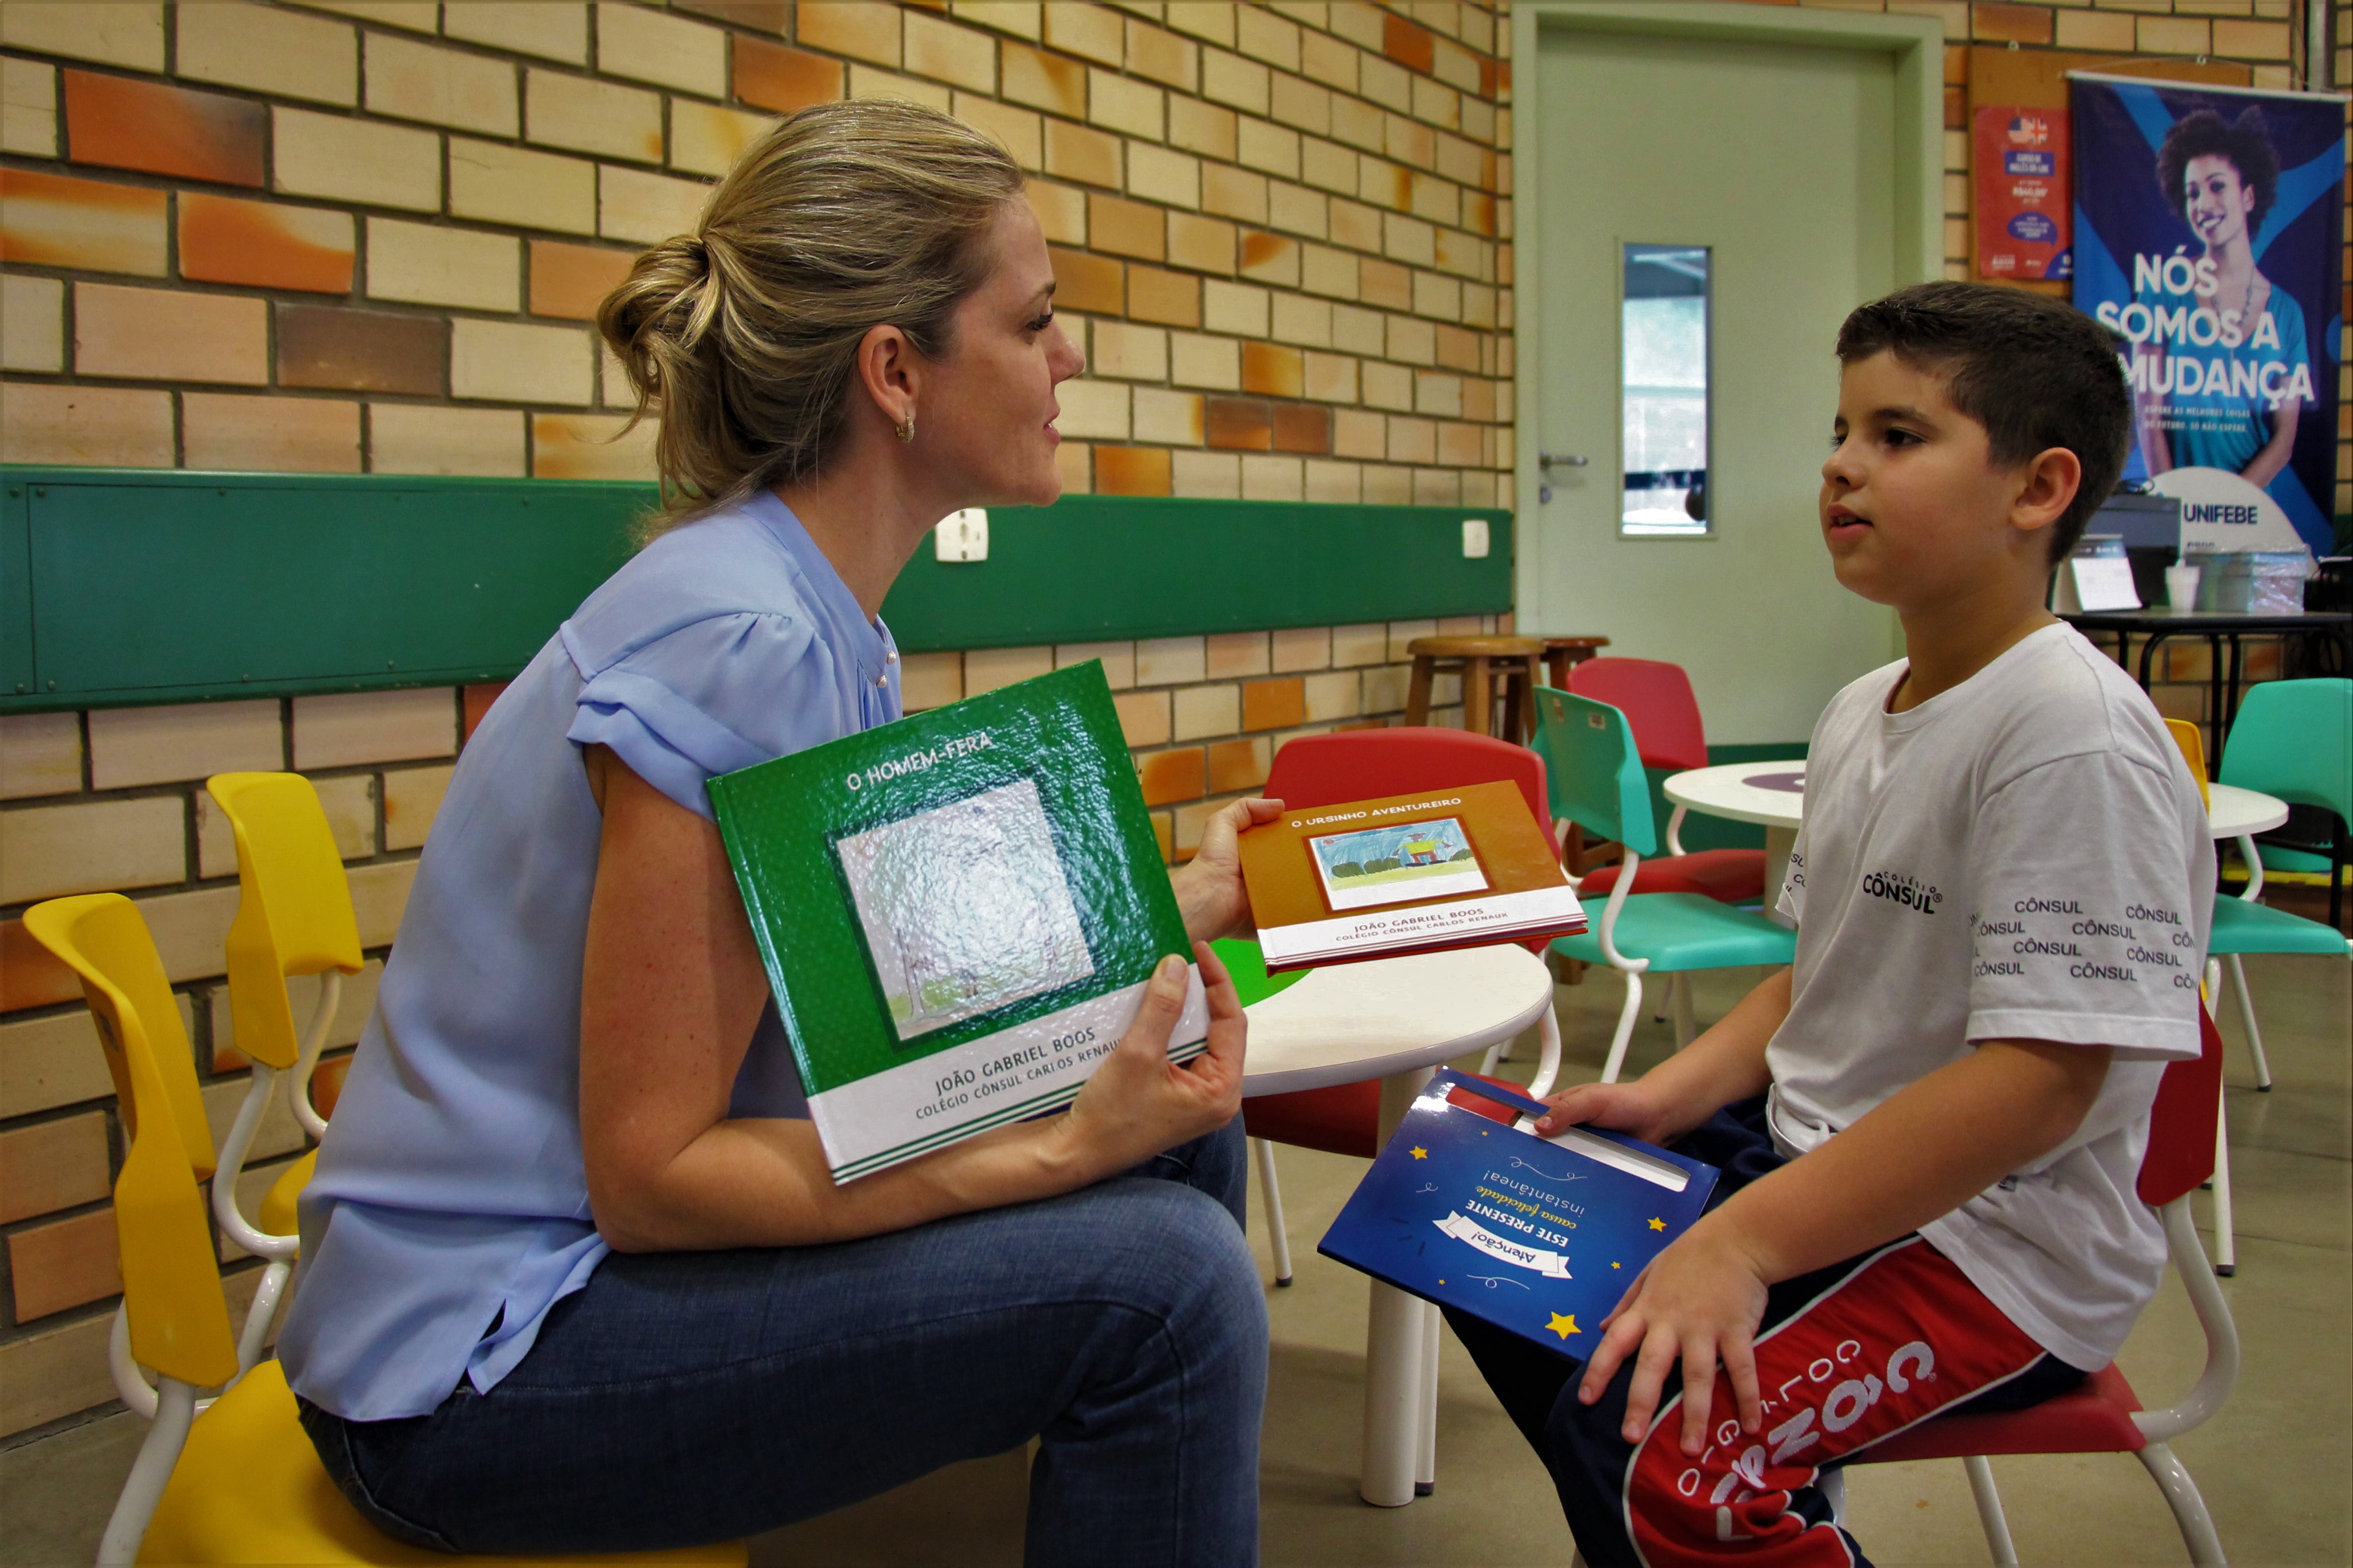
1975;105;2072;280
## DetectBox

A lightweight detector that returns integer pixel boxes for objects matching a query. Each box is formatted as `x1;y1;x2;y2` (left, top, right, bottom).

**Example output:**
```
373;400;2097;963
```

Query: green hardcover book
706;660;1207;1182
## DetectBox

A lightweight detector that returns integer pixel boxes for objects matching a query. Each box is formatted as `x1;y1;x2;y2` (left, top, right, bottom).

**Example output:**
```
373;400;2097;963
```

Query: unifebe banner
2071;74;2346;557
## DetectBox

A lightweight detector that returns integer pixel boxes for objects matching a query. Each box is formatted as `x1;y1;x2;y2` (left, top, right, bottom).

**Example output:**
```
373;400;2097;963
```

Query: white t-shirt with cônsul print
1769;621;2214;1371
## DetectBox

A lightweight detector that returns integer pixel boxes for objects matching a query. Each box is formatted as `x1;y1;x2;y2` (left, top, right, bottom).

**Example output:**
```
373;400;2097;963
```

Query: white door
1521;19;1938;744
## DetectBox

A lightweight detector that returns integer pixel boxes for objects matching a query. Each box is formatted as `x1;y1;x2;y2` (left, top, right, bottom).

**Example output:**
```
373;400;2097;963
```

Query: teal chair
1533;688;1797;1084
2208;679;2353;1100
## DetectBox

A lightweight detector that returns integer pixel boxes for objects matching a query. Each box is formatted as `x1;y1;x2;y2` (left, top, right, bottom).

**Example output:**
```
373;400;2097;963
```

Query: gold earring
895;413;915;444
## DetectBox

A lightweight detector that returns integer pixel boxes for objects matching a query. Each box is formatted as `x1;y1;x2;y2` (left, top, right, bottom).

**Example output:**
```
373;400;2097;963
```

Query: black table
2061;608;2353;772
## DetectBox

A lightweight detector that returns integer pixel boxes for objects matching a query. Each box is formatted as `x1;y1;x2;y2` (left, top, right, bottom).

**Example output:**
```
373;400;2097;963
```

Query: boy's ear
2009;446;2081;542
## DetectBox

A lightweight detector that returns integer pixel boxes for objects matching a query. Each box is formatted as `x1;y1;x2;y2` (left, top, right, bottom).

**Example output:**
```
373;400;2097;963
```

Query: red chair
1564;657;1768;905
1839;1006;2238;1565
1243;729;1565;1287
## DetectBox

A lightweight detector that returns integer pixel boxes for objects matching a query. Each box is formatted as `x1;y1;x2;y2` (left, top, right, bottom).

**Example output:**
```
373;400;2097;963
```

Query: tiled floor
5;948;2345;1567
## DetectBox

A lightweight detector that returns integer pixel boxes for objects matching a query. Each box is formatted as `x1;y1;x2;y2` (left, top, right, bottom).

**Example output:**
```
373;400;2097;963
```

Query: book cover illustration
1318;1071;1718;1357
707;661;1206;1183
1239;780;1587;972
838;778;1097;1040
1309;815;1488;910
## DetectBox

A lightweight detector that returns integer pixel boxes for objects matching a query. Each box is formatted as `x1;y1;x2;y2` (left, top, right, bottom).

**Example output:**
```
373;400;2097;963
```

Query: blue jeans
297;1122;1264;1566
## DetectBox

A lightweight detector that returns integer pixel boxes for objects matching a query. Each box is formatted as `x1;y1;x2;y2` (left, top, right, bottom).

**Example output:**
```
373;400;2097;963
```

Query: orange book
1238;780;1588;972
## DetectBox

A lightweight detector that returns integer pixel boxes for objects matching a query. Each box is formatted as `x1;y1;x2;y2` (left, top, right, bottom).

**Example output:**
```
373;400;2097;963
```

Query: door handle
1537;453;1589;503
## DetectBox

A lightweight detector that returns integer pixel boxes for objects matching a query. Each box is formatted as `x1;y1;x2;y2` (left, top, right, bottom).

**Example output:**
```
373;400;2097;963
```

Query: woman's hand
1170;797;1285;943
1059;942;1246;1177
1576;1222;1772;1454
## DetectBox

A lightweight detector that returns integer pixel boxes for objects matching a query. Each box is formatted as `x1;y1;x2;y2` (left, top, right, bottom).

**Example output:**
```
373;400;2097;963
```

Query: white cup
2165;565;2202;609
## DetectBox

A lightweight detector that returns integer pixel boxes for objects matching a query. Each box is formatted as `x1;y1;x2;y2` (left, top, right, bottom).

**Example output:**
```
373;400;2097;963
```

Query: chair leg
108;1304;159;1420
233;1258;291;1378
1963;1455;2020;1566
1654;973;1673;1024
1671;975;1696;1049
1415;1300;1440;1496
1600;968;1643;1085
1528;1007;1564;1100
2210;1101;2236;1277
2224;955;2271;1090
2135;1441;2228;1566
99;1377;197;1566
1251;1138;1293;1286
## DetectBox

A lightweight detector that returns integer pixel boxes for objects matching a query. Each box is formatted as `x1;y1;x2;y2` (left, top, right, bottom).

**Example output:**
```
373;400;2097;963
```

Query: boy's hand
1532;1078;1685;1146
1577;1222;1770;1456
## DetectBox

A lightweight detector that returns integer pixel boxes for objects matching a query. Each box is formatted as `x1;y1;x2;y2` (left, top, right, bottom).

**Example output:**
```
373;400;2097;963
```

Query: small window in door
1620;244;1711;537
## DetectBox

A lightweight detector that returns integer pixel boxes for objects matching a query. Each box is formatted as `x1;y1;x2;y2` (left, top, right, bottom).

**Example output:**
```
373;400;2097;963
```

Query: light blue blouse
278;493;902;1422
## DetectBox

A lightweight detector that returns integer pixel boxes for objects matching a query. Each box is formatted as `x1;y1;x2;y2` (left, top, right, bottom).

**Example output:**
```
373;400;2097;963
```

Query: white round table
1662;762;1807;922
1240;943;1555;1510
2207;782;2289;839
1659;767;2289;903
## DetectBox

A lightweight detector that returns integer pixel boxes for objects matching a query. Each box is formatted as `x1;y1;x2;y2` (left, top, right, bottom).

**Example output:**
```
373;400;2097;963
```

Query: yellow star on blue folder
1648;1217;1667;1231
1546;1312;1579;1340
1410;1146;1428;1159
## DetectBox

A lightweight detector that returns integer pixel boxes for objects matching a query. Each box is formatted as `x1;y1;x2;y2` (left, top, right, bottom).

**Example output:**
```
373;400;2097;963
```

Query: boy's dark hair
1836;281;2130;563
2157;107;2279;235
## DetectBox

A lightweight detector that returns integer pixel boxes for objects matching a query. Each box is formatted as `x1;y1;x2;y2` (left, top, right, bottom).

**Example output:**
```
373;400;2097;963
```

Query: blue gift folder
1318;1070;1720;1358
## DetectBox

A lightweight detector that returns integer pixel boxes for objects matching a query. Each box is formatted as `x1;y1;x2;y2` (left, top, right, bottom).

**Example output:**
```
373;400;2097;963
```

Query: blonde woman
279;102;1270;1566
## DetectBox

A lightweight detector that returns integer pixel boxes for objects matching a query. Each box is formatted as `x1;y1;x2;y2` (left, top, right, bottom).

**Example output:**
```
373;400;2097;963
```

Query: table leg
2208;635;2227;771
1764;826;1798;928
1415;1300;1440;1495
1361;1067;1435;1507
2221;635;2245;759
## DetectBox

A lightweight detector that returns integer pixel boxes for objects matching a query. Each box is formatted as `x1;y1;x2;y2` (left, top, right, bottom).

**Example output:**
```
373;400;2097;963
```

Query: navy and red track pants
1446;1098;2087;1568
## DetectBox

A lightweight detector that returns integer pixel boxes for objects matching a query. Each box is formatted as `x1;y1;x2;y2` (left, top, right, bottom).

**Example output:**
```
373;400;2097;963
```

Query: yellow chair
2165;718;2212;810
207;771;367;1145
25;895;744;1568
203;772;369;1339
19;893;262;1425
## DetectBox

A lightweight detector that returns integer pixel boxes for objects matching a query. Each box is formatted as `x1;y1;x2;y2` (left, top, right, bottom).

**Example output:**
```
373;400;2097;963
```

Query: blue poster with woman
2071;74;2346;557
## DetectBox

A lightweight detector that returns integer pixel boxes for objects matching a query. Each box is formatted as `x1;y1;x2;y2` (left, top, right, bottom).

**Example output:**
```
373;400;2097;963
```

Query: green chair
1533;688;1797;1084
2207;679;2353;1098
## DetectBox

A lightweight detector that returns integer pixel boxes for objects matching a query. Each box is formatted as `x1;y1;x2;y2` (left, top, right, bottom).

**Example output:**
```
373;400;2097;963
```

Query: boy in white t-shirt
1448;282;2213;1566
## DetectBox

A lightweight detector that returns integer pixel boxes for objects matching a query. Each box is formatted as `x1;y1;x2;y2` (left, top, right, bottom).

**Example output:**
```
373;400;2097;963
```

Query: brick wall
0;0;2342;1437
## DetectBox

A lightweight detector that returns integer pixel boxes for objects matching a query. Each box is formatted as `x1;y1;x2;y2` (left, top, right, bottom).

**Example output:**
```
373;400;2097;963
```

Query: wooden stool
1404;636;1546;740
1539;635;1611;690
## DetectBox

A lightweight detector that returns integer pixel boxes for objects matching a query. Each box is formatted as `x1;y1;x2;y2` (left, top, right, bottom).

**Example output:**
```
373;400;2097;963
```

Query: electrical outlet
935;508;989;562
1461;518;1490;559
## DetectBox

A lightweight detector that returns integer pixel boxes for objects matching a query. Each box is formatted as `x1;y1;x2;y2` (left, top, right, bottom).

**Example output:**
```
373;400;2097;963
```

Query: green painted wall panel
882;495;1512;652
0;468;1510;713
